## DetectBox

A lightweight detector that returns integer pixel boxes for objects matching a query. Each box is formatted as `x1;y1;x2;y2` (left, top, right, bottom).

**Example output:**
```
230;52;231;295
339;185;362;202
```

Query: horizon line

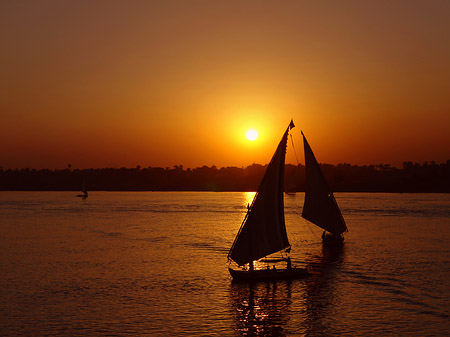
1;159;449;171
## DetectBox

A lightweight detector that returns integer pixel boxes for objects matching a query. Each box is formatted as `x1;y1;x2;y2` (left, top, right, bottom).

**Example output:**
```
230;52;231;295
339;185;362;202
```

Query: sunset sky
1;1;449;169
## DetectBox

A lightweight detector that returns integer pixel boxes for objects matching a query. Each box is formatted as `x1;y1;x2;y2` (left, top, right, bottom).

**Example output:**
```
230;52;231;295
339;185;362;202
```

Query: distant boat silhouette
301;131;347;246
284;166;299;195
284;133;301;195
284;167;298;195
228;120;309;281
76;181;88;199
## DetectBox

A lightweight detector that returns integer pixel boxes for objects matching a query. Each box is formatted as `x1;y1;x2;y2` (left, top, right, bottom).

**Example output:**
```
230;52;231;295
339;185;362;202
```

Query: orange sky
1;1;449;169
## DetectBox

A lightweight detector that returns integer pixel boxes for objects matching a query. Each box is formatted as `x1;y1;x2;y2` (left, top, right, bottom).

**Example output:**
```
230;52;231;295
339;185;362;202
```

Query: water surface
0;192;449;336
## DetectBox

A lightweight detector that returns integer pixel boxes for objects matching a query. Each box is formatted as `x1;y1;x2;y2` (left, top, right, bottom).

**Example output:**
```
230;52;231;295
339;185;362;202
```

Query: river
0;192;449;336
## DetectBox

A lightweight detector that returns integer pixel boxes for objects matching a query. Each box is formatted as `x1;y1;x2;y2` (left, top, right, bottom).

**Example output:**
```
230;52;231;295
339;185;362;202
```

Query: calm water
0;192;449;336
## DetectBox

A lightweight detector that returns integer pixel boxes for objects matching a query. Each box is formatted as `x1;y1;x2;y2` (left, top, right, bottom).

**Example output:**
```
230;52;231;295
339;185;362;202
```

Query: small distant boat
301;131;347;246
285;172;298;195
228;120;309;281
284;168;298;195
284;134;301;195
76;181;88;199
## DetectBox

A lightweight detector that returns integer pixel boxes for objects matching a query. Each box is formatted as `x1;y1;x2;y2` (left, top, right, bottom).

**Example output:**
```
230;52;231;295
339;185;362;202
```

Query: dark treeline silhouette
0;161;449;192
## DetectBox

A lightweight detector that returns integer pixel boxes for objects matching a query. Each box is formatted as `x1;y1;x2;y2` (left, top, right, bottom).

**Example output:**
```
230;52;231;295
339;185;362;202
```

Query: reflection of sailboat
228;120;308;281
230;281;293;335
301;132;347;246
76;181;88;199
304;246;345;335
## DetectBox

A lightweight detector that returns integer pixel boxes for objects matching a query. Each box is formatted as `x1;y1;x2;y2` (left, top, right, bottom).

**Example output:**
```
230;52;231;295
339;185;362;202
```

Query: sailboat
76;181;88;199
284;133;301;195
301;131;347;246
228;120;309;281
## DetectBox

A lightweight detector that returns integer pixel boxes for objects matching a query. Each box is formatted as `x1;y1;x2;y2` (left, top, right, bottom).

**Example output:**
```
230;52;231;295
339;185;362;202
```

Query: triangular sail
228;123;293;266
301;132;347;235
81;181;87;195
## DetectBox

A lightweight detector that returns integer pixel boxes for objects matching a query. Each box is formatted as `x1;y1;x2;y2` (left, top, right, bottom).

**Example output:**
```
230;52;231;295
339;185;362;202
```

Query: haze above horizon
1;1;449;170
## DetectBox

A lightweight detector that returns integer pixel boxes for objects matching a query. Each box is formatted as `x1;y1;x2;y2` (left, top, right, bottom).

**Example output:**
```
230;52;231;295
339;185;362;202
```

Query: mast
81;181;87;195
301;131;347;235
228;121;295;266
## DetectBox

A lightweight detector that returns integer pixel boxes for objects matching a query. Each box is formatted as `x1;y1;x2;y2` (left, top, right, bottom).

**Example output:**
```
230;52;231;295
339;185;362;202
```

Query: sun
246;129;258;141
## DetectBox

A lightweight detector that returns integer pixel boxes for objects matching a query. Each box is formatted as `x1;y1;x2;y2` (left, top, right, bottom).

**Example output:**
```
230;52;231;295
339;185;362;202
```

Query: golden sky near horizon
1;1;449;169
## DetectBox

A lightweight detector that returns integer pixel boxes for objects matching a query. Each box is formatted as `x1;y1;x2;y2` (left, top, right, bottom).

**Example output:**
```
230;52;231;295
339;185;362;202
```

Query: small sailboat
301;131;347;246
284;165;300;195
76;181;88;199
284;133;301;195
228;120;309;281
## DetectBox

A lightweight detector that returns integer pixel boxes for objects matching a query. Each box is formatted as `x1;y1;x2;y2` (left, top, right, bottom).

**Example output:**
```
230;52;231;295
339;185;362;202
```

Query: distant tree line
0;160;449;192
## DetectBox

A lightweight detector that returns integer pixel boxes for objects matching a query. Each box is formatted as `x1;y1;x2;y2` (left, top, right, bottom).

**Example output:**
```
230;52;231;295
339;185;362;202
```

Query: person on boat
272;265;276;272
287;257;292;271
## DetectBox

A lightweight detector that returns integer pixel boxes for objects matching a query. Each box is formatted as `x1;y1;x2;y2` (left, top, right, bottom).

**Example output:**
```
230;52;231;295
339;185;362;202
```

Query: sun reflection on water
243;192;256;209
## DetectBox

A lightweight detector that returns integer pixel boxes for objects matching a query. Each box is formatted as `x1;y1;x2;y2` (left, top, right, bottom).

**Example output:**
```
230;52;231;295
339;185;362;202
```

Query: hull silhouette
229;267;308;281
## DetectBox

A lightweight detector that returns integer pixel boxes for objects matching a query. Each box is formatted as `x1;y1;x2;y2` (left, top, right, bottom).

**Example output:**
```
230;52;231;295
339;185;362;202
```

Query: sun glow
246;129;258;141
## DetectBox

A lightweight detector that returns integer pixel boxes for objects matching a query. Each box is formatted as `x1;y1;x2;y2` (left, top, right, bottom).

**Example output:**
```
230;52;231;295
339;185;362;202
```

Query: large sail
228;122;294;266
301;132;347;235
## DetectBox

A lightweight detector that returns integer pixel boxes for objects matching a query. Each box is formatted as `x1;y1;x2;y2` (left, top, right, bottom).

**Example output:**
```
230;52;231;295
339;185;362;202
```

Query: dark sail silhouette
301;131;347;244
228;120;308;281
76;181;88;199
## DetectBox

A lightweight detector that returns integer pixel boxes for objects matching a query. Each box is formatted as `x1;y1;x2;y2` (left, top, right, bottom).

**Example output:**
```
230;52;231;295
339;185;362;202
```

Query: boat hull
322;235;344;247
228;267;309;281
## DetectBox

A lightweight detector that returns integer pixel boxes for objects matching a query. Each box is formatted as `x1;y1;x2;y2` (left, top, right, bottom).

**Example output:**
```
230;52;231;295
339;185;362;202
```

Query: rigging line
289;134;300;165
303;214;320;240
